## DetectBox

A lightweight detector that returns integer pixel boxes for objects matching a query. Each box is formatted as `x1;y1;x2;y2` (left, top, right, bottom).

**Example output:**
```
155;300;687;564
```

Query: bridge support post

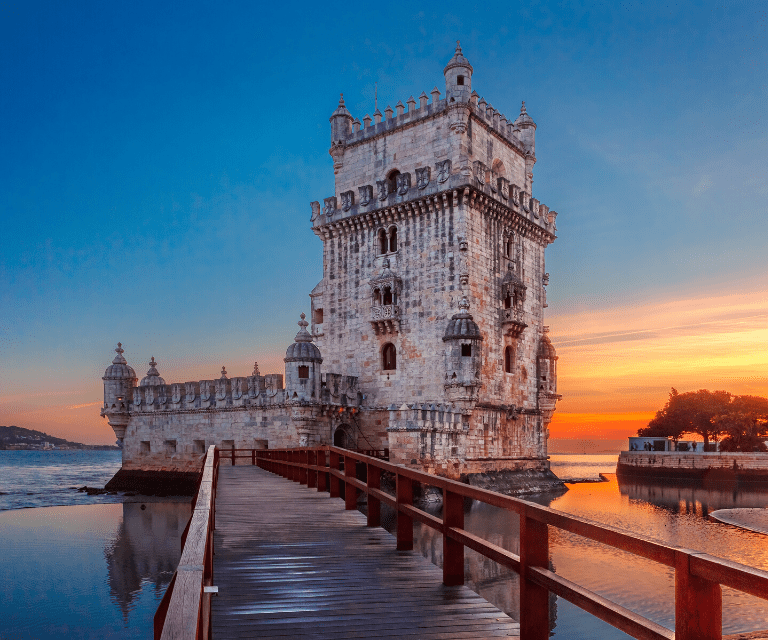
443;489;464;586
367;464;381;527
300;450;308;485
329;450;340;498
520;508;549;640
307;450;317;488
396;474;413;551
318;449;328;492
675;551;721;640
344;455;358;510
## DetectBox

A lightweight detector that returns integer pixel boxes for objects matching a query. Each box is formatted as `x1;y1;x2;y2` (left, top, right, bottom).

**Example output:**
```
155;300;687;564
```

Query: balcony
501;307;527;338
371;304;401;334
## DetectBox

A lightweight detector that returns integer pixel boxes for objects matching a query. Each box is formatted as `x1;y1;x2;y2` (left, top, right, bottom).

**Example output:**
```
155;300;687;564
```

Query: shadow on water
371;475;768;640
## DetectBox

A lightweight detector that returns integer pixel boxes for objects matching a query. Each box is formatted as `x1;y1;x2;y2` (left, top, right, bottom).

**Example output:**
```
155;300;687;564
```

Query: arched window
505;238;514;258
492;158;506;180
504;294;512;309
378;229;387;255
504;346;514;374
383;286;393;305
389;226;398;252
373;288;381;305
382;343;397;370
387;169;400;196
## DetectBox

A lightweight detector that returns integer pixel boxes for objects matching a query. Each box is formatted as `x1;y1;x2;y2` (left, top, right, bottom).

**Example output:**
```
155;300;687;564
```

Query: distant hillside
0;425;118;450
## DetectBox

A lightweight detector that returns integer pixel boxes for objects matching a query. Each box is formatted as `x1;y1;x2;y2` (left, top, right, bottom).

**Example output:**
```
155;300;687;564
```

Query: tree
638;388;732;448
715;395;768;452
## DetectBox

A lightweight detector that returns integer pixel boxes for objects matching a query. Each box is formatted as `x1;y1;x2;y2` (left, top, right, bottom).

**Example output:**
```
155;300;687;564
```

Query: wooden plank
159;569;202;640
212;465;520;639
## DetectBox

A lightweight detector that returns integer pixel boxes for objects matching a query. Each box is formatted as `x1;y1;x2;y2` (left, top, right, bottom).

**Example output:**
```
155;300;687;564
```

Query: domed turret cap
538;328;558;359
444;41;473;74
514;101;536;128
330;93;353;120
285;313;323;362
140;356;166;386
103;343;137;380
443;297;483;341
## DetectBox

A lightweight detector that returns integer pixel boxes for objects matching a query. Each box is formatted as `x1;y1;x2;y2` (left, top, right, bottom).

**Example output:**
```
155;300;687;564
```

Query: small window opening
461;344;472;357
314;308;324;324
378;229;388;254
504;295;512;309
140;441;151;454
542;375;547;381
451;372;457;379
193;439;206;454
373;288;382;305
292;392;298;398
382;343;397;371
298;366;309;379
387;170;400;196
457;75;464;86
164;439;177;455
504;346;514;374
389;227;398;252
383;286;393;305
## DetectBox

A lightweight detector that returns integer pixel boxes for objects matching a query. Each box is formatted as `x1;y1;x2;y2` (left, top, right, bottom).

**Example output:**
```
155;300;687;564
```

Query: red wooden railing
154;445;219;640
256;446;768;640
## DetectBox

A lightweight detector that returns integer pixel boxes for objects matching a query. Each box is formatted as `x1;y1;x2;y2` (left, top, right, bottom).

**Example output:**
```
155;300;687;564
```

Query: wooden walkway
212;465;520;639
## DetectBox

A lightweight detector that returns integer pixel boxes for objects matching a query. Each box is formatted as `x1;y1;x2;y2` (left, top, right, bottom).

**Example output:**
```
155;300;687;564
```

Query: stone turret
444;41;473;103
101;343;137;447
330;93;353;144
537;327;560;425
514;101;536;153
284;313;323;402
140;357;165;386
443;297;483;399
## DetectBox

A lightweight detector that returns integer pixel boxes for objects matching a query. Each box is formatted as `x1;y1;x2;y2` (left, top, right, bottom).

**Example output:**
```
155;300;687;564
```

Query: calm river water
1;451;766;638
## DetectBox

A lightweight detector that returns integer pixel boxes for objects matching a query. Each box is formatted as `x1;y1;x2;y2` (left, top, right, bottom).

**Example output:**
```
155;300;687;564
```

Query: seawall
617;451;768;483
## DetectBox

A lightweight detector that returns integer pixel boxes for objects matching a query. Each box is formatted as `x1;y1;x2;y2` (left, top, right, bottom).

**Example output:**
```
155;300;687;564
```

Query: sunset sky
1;1;766;446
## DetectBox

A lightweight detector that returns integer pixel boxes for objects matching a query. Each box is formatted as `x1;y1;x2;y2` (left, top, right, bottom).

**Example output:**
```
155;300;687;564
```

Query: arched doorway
333;424;355;450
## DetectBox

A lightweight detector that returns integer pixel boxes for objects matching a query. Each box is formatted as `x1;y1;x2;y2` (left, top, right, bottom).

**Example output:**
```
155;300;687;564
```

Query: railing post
396;473;413;551
520;508;549;640
329;450;340;498
367;463;381;527
443;488;464;586
344;455;358;510
307;450;317;488
281;451;288;478
251;449;255;466
675;551;721;640
318;449;328;492
231;448;235;466
291;450;299;482
300;450;308;485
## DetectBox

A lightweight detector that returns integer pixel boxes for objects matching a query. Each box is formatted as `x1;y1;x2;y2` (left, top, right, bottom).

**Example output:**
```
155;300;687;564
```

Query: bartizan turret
537;327;560;427
329;94;353;174
284;313;323;403
101;343;137;447
443;297;483;402
444;40;473;103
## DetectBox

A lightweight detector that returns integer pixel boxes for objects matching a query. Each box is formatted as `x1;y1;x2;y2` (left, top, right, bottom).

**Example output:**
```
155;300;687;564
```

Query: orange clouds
547;277;768;440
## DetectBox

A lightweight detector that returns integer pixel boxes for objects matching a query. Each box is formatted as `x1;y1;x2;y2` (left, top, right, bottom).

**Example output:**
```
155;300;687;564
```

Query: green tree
638;388;732;448
715;395;768;452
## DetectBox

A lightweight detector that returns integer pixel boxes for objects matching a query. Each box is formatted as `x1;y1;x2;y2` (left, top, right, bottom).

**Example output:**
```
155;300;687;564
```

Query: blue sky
1;1;766;443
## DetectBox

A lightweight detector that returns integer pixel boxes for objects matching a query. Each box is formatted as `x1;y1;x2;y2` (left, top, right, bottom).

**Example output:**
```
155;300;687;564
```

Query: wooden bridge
155;446;768;640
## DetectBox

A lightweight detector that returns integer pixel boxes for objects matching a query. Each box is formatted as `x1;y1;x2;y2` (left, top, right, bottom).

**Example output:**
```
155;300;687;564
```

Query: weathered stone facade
101;44;562;488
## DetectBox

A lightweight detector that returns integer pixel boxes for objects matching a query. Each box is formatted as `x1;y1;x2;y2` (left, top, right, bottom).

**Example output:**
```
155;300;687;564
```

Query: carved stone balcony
501;308;527;338
371;304;401;334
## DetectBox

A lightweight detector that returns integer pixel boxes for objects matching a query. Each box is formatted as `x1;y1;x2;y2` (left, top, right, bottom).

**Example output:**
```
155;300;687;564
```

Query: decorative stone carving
323;197;337;216
521;191;530;212
145;387;154;405
340;190;354;211
248;375;261;398
376;180;389;201
396;172;411;195
415;166;430;189
133;389;142;406
435;159;451;183
358;185;373;206
531;198;540;218
473;160;486;186
171;384;181;404
185;382;196;403
200;383;211;403
232;378;243;400
498;177;510;200
310;201;320;222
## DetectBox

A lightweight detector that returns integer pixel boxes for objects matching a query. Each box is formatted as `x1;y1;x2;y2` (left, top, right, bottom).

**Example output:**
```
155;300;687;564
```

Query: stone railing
501;307;527;338
370;304;401;335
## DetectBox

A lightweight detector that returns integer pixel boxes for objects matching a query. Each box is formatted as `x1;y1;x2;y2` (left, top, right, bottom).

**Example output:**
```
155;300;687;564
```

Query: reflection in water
106;502;190;620
391;475;768;639
0;500;189;639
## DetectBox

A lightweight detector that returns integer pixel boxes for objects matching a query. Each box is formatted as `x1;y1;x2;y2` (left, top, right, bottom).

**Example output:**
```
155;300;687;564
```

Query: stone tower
309;43;561;478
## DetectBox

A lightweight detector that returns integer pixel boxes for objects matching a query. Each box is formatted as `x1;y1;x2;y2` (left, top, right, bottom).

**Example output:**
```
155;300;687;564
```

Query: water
0;451;189;639
404;456;768;639
0;450;123;511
